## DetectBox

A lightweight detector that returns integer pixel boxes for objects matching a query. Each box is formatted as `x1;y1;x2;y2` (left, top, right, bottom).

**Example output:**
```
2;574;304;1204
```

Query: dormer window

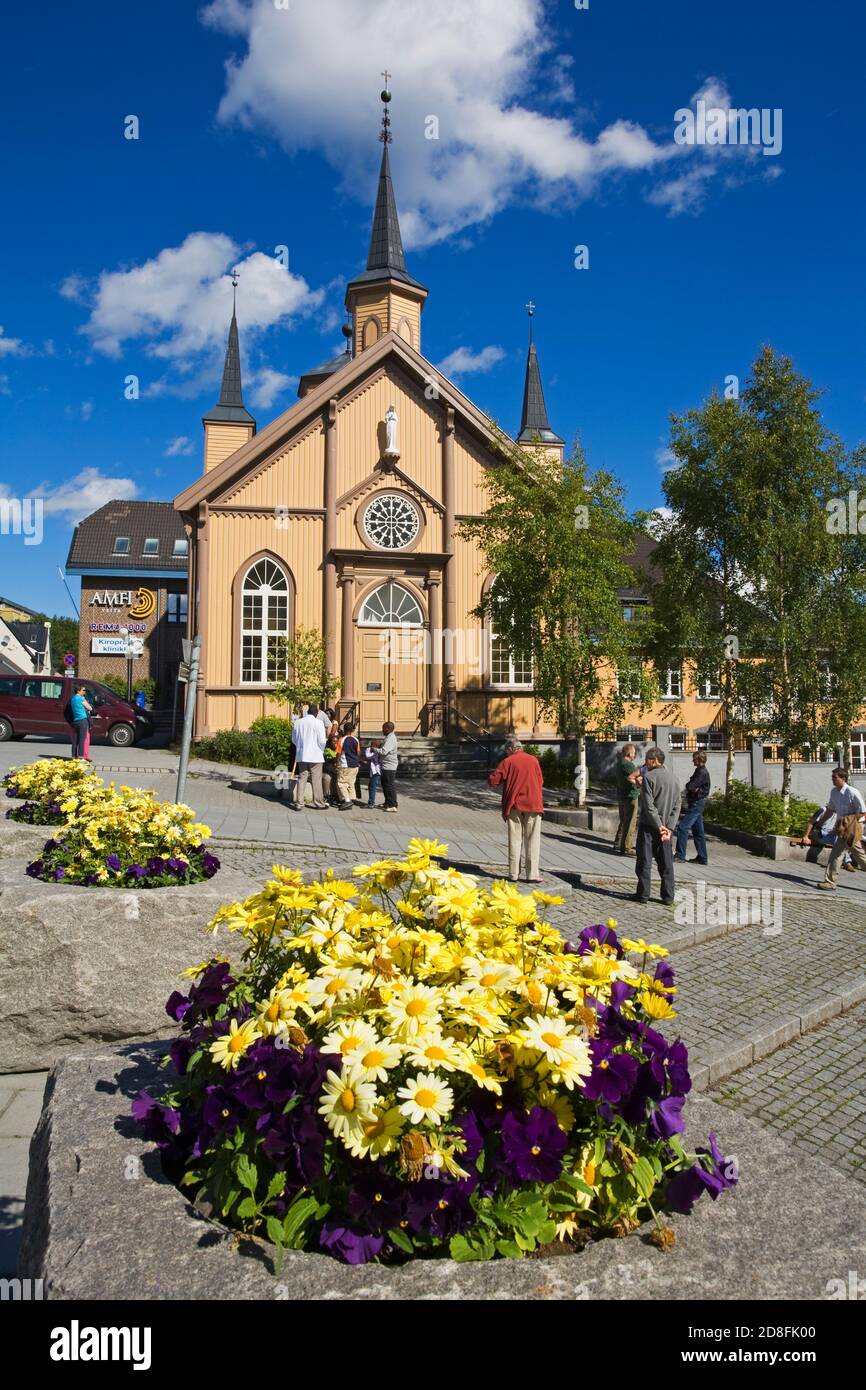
173;538;188;557
113;536;130;555
143;538;159;556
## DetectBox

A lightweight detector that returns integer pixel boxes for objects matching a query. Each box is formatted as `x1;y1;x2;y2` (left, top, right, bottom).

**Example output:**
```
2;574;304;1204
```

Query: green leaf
236;1194;258;1220
536;1220;557;1246
282;1194;319;1248
631;1156;657;1201
266;1171;286;1203
449;1234;495;1263
514;1230;535;1252
495;1239;524;1259
234;1153;258;1193
266;1216;284;1247
220;1186;241;1217
388;1227;414;1255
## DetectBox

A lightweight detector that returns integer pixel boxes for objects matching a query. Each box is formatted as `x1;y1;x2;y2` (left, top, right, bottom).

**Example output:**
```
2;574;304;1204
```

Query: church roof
518;338;563;446
346;130;426;294
175;330;503;512
204;306;255;426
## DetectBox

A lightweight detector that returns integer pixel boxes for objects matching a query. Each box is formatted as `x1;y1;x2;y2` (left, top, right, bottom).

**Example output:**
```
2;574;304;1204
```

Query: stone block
18;1041;866;1300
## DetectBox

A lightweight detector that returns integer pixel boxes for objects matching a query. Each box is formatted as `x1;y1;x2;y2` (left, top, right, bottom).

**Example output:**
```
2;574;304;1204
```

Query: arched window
359;581;424;627
240;558;289;684
489;580;532;688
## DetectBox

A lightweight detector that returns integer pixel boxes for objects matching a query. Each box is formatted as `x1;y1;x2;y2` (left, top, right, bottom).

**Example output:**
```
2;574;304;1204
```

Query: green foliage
98;673;156;705
193;726;290;771
268;627;342;710
461;435;656;738
31;612;78;668
704;779;818;838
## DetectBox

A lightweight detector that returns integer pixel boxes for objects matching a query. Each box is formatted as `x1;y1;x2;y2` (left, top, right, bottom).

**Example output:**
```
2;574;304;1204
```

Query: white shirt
292;713;326;764
316;708;332;733
826;784;866;819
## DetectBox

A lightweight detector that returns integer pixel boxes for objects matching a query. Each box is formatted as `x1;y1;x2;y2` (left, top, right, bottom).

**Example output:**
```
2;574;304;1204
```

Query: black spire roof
204;298;255;426
347;94;426;294
518;326;562;446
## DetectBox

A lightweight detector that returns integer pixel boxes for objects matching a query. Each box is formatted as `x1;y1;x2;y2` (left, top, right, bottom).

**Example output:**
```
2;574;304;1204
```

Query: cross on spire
379;71;392;144
231;268;239;312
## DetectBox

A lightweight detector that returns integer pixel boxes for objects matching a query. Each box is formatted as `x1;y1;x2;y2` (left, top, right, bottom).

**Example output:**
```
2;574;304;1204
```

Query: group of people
290;704;399;812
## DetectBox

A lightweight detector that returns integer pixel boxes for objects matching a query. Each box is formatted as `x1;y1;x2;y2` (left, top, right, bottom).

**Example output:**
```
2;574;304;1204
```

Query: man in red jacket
488;737;545;882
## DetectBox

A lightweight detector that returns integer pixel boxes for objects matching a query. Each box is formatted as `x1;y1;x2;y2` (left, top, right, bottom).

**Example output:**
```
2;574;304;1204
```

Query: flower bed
24;781;220;888
133;838;735;1266
3;757;102;825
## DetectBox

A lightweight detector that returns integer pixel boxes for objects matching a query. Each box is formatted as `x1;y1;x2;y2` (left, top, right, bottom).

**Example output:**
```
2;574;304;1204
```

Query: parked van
0;676;154;747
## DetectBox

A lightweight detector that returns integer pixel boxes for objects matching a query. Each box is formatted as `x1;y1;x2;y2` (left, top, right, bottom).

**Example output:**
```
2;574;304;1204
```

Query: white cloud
0;374;10;396
0;326;29;358
248;366;297;409
437;345;506;377
200;0;690;245
75;232;324;359
59;273;90;305
1;468;138;524
164;435;195;456
655;446;677;472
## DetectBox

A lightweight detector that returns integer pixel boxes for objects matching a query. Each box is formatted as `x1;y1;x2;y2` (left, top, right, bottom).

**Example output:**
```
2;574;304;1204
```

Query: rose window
363;494;420;549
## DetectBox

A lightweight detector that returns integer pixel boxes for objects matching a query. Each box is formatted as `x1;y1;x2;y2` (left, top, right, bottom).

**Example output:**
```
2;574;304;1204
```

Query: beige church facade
175;96;726;747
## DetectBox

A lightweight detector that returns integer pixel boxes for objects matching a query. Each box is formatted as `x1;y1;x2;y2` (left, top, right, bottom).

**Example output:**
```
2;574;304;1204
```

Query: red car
0;675;154;747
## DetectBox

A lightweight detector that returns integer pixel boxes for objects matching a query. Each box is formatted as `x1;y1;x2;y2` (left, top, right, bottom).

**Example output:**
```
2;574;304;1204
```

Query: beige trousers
507;810;541;880
294;762;325;808
336;766;359;803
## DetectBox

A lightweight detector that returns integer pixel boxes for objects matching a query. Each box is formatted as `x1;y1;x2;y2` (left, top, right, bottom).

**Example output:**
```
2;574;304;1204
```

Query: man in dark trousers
674;750;710;865
633;747;681;905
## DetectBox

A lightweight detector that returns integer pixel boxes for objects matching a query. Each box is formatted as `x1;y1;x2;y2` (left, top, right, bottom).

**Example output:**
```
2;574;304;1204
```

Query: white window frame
240;559;290;685
664;667;683;699
616;668;641;702
358;581;424;627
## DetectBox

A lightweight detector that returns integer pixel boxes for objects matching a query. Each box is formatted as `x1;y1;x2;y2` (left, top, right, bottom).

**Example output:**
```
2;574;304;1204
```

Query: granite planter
18;1041;866;1300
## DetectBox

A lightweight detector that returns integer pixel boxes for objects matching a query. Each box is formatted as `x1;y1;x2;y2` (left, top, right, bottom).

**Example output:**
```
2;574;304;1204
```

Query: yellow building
175;94;724;746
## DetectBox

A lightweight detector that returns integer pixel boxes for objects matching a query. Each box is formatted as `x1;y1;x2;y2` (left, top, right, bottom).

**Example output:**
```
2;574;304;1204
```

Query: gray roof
347;143;426;294
298;347;353;398
518;340;563;446
8;621;49;654
66;500;189;573
204;309;256;426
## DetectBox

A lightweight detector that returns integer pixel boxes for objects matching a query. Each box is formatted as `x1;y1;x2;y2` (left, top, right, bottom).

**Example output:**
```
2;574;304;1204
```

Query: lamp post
119;626;133;703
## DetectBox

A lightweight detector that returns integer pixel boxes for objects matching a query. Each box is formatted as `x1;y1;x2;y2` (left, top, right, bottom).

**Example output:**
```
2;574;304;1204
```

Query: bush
194;719;294;772
539;749;581;790
704;780;819;838
132;837;737;1266
99;673;156;705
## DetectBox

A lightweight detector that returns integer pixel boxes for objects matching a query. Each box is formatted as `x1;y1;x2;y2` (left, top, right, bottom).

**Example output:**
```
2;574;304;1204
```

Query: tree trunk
575;733;587;807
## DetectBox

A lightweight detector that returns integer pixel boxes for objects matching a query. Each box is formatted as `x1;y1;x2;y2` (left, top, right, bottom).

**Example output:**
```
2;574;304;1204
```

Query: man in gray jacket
633;747;681;905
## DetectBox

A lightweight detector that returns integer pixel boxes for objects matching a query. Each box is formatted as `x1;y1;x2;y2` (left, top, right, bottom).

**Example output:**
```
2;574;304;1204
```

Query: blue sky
1;0;864;618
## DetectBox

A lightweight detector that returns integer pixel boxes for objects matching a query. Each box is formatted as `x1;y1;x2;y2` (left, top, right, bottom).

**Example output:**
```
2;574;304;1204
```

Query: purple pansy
501;1105;568;1183
581;1042;639;1104
319;1224;384;1265
131;1092;182;1148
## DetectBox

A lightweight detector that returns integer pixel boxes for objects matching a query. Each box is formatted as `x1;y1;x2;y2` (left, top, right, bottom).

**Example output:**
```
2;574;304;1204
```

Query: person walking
336;722;361;809
796;768;866;890
674;750;710;865
633;747;681;905
67;685;92;760
365;738;383;808
488;736;545;883
291;703;327;809
612;743;640;855
380;722;399;811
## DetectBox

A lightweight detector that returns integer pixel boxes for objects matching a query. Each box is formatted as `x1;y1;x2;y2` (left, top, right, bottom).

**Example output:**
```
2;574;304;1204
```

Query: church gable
218;419;324;510
334;359;443;503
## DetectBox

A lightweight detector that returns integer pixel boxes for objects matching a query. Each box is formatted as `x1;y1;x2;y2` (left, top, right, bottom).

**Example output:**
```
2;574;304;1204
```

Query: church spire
345;80;428;356
518;302;563;451
205;271;255;426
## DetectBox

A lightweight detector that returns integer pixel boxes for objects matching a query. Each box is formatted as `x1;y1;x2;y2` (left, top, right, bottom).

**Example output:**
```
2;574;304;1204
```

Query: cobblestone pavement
711;1003;866;1186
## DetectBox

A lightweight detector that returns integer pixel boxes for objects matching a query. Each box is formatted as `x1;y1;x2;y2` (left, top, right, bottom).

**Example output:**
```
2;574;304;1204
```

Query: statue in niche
384;403;399;458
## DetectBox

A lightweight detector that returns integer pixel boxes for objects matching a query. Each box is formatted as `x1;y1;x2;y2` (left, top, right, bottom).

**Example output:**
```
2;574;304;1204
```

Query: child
365;739;383;808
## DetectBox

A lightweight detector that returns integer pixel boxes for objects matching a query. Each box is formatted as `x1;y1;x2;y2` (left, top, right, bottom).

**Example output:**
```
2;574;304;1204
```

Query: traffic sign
177;661;191;684
63;653;76;666
181;638;192;664
128;638;145;658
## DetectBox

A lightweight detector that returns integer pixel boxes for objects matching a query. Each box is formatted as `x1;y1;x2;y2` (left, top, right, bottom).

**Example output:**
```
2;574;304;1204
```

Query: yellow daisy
209;1017;261;1071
